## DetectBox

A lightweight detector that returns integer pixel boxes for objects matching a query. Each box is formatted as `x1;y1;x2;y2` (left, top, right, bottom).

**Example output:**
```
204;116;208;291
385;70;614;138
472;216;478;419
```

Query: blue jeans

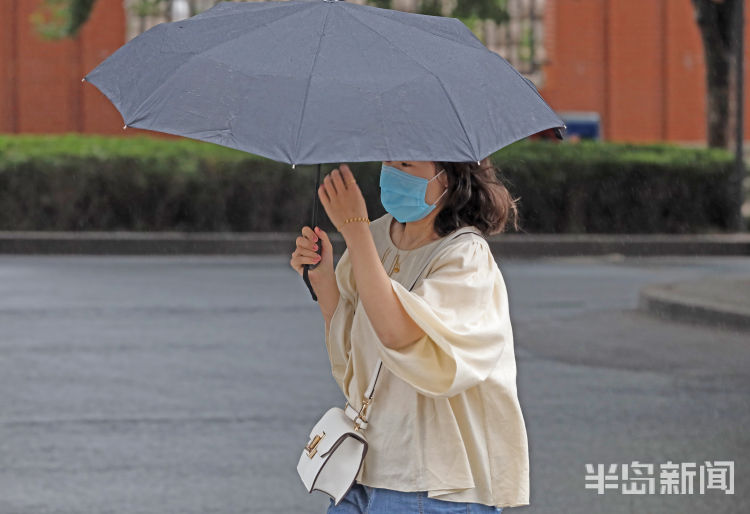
326;481;504;513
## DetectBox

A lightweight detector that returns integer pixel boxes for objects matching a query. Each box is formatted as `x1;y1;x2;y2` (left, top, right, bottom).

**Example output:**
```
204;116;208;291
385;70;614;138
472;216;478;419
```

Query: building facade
1;0;748;145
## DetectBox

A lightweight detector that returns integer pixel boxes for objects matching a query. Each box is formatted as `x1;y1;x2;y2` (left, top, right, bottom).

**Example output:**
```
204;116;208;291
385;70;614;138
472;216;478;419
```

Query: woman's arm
314;164;423;349
318;281;341;327
305;228;340;326
290;225;340;326
339;222;426;350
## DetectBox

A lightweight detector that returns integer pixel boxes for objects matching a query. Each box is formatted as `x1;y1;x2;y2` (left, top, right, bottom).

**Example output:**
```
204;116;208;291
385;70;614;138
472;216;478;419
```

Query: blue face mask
379;164;448;223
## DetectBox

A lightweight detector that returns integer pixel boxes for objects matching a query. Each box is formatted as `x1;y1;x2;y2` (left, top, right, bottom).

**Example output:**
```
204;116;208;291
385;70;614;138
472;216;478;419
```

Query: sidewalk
639;276;750;332
1;230;749;331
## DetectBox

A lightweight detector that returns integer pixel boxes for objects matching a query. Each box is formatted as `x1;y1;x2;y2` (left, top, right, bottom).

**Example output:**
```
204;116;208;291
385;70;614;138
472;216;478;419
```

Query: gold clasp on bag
305;431;325;459
353;398;371;432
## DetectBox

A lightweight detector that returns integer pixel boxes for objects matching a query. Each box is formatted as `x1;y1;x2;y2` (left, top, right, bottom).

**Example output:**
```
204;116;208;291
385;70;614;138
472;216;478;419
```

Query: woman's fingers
339;165;357;188
296;247;321;260
318;183;330;207
331;168;347;192
296;235;317;252
323;173;338;198
301;226;318;243
290;226;323;275
290;249;322;275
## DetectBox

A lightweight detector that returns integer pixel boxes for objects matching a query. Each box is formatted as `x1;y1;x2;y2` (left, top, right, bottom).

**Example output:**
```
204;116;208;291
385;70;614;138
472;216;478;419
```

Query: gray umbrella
83;0;566;298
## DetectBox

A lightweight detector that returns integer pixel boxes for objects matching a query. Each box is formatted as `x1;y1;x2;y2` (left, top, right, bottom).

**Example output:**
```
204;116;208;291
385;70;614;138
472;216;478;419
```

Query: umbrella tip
81;77;86;82
292;163;296;169
123;124;127;130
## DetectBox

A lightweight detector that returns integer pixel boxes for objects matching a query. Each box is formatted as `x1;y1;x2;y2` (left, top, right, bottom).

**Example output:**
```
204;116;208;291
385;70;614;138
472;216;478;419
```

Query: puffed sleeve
366;237;510;399
324;248;356;397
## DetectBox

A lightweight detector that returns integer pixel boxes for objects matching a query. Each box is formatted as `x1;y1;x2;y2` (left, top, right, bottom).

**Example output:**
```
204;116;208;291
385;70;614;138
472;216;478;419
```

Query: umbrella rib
123;3;317;128
291;5;333;165
341;7;477;162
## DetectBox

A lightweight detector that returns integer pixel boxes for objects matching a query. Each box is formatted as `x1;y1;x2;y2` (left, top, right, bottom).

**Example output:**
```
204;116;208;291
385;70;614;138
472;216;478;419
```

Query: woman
289;160;529;513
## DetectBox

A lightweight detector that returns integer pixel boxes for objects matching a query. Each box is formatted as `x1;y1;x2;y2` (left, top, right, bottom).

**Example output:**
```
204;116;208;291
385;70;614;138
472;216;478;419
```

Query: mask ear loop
432;187;448;205
429;169;448;206
428;168;445;182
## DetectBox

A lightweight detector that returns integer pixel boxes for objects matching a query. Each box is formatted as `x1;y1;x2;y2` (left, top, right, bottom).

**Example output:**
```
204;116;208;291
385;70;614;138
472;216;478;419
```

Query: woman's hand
290;225;340;322
290;225;335;286
318;164;368;232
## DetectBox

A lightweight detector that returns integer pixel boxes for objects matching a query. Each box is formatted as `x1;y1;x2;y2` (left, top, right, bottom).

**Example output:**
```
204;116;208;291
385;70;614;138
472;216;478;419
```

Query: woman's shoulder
424;228;495;277
436;226;489;256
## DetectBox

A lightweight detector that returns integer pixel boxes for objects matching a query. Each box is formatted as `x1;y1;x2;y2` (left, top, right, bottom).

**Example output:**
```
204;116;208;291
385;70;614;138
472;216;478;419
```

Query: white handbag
297;226;483;506
296;360;382;506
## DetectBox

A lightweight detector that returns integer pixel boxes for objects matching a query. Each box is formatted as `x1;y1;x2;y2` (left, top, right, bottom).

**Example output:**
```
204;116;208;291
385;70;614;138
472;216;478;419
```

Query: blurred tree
31;0;169;39
691;0;743;149
366;0;393;9
416;0;508;41
29;0;92;39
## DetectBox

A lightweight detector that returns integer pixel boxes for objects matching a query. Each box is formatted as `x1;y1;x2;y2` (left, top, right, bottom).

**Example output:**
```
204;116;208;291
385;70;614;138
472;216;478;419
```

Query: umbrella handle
302;250;322;301
302;163;323;302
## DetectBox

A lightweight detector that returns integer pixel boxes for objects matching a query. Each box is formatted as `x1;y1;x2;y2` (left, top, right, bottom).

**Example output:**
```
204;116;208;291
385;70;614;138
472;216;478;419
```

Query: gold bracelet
341;216;371;228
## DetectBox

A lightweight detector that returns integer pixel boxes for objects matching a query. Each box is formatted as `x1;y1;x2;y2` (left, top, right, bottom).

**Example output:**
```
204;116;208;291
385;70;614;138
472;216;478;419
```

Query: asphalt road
0;254;748;514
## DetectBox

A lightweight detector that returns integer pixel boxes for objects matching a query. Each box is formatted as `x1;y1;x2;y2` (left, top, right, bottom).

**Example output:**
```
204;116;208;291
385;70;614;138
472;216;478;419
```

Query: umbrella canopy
83;0;566;166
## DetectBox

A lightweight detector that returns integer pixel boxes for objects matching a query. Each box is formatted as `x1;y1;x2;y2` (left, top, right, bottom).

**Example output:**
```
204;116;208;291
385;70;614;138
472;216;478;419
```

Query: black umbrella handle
302;163;323;301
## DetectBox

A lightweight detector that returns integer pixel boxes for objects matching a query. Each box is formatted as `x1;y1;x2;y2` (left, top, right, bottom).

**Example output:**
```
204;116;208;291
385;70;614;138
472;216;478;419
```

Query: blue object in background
558;111;601;140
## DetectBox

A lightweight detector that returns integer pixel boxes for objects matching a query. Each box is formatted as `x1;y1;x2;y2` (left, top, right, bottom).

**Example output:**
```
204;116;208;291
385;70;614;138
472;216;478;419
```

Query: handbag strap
352;225;485;420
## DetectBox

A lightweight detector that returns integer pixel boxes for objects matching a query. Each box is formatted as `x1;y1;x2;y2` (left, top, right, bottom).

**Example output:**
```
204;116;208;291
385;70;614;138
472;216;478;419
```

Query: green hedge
0;133;739;233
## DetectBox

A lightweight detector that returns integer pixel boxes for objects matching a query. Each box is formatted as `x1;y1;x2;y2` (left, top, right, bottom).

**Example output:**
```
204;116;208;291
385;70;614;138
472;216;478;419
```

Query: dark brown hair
433;157;521;237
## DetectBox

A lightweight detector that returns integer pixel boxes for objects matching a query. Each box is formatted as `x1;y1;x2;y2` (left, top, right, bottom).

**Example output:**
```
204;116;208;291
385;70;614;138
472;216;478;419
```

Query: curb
638;276;750;332
1;231;749;256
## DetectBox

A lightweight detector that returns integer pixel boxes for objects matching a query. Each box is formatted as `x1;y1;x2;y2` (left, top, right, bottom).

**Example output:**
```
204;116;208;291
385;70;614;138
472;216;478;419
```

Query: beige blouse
324;212;529;509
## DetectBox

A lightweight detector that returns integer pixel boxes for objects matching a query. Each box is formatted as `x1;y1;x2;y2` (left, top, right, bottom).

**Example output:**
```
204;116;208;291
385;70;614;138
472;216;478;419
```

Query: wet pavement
0;254;747;513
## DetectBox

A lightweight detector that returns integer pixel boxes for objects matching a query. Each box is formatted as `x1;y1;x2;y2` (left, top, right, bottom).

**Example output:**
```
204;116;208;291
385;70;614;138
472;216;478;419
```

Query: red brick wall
541;0;749;143
0;0;178;141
